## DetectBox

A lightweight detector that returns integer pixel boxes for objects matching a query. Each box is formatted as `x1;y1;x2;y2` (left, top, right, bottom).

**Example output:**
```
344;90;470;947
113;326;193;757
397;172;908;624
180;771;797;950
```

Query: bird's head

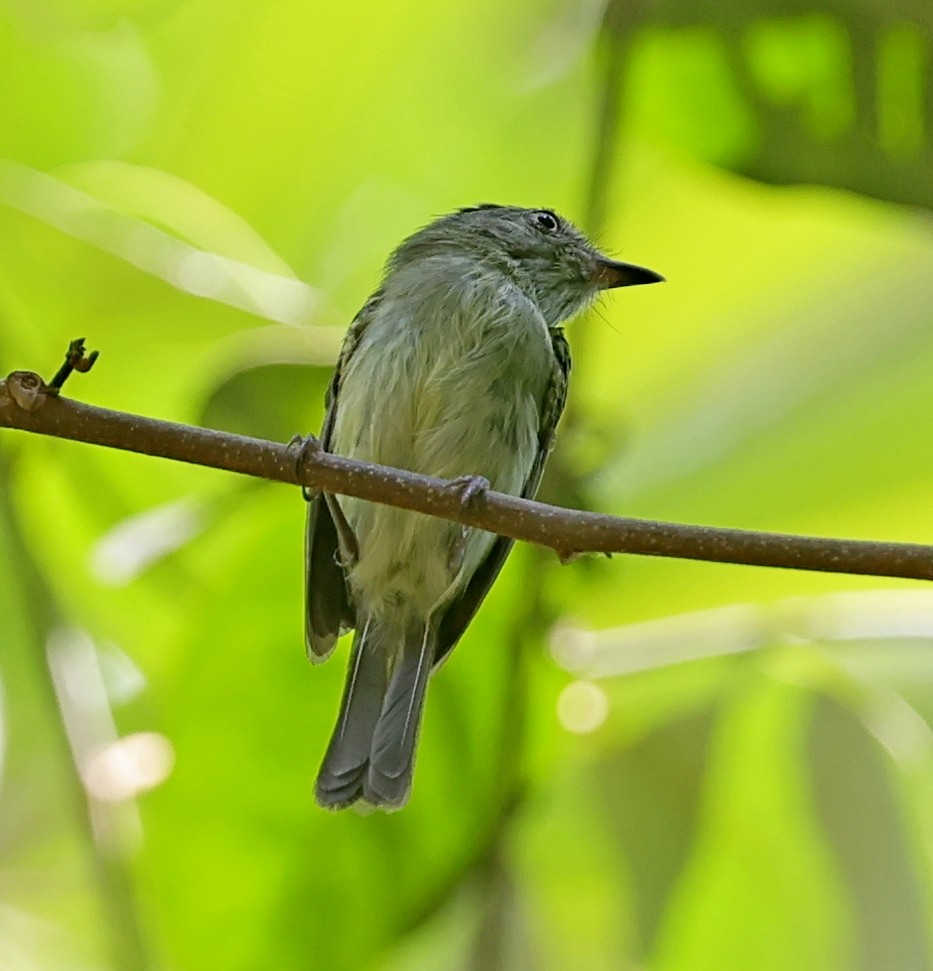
388;204;663;327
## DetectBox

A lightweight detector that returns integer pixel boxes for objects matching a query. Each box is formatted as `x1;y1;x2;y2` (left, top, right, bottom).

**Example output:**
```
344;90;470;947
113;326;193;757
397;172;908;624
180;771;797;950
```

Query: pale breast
331;262;552;618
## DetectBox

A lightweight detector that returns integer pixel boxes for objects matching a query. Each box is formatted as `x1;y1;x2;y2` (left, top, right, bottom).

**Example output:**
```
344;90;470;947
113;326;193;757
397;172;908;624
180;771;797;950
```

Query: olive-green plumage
305;204;661;810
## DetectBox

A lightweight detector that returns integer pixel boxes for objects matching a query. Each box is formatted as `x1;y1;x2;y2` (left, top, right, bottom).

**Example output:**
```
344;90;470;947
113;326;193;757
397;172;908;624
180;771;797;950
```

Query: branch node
48;338;99;395
4;370;52;412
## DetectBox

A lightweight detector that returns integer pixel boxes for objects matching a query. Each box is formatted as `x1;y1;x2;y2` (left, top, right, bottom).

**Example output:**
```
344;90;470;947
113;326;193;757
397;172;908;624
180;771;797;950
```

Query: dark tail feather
364;621;435;810
315;617;387;810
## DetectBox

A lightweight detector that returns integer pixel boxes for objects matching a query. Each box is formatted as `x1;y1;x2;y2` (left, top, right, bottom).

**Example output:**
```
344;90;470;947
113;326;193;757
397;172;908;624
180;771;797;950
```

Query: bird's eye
532;210;559;233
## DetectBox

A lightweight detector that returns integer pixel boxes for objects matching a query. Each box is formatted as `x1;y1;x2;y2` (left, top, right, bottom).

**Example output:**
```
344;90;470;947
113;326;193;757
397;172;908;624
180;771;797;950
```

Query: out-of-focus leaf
613;1;933;209
651;668;850;971
0;14;156;166
199;362;332;441
809;695;932;971
601;707;718;957
0;465;112;970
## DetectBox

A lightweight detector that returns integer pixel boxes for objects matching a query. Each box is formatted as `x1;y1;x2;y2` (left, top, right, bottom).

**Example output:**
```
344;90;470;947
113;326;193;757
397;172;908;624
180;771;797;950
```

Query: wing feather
304;294;383;659
433;327;571;666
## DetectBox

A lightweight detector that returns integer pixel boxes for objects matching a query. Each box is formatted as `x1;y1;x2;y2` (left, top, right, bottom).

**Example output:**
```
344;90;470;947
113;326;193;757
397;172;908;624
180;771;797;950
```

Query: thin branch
1;368;932;581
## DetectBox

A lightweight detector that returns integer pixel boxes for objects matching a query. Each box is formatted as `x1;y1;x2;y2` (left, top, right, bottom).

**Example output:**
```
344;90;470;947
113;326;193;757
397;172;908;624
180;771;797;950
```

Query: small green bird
306;204;662;810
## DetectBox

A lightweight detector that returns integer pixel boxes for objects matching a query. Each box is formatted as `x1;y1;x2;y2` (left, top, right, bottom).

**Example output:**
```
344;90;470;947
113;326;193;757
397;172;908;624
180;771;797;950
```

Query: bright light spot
794;590;933;641
169;247;319;321
173;250;226;297
123;223;175;275
234;261;318;322
566;604;765;679
91;498;204;586
557;680;609;735
96;642;147;705
84;732;175;802
549;619;598;673
0;160;323;325
47;627;108;717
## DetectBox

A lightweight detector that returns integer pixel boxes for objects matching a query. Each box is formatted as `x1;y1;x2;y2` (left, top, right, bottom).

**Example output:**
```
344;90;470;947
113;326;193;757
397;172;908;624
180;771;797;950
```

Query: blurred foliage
1;0;933;969
610;0;933;210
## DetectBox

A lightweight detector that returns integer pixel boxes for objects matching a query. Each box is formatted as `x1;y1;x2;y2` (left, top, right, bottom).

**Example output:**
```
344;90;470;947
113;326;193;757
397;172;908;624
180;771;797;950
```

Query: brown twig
1;367;932;581
48;337;99;393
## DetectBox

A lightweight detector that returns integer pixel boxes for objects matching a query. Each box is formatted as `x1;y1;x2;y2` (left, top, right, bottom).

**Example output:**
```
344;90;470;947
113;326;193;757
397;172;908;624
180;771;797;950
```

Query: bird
305;204;662;810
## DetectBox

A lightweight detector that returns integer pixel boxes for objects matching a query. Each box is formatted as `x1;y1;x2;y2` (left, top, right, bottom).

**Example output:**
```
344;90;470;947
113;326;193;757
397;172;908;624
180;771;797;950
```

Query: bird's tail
315;615;435;811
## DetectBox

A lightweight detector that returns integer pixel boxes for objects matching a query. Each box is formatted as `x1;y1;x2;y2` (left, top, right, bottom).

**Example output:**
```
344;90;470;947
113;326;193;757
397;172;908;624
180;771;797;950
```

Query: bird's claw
325;493;360;570
450;474;490;513
290;433;322;501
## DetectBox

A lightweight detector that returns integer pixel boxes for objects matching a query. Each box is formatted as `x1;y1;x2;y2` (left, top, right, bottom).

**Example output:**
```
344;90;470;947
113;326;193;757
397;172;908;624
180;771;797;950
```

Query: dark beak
594;258;665;290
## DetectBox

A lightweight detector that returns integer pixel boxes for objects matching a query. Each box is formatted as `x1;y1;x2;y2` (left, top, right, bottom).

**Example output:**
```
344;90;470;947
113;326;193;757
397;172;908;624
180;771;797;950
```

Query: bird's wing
305;294;382;661
433;326;571;667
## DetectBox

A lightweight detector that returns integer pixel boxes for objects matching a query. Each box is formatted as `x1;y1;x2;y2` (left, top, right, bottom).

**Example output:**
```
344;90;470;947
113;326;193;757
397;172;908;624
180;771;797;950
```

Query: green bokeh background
2;1;933;969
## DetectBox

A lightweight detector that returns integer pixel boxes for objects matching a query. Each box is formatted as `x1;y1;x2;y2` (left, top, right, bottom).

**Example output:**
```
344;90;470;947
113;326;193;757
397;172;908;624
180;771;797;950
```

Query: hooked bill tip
594;258;665;290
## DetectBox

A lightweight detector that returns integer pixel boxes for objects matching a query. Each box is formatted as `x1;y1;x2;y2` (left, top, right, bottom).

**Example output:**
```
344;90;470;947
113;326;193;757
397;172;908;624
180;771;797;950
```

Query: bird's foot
290;433;322;501
449;474;490;513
